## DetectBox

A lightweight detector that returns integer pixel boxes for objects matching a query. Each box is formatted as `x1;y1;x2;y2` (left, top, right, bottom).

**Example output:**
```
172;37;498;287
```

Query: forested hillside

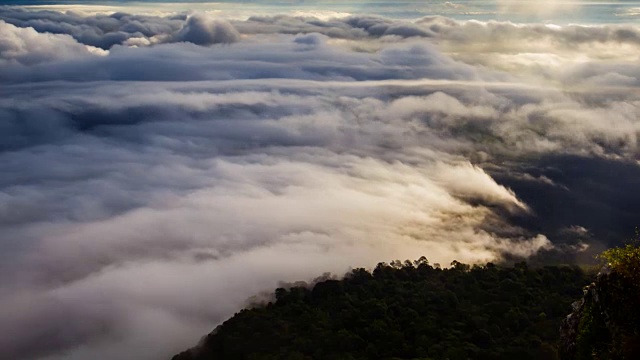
173;259;592;360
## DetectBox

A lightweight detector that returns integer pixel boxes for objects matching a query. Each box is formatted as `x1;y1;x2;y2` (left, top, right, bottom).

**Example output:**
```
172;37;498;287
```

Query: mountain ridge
172;259;592;360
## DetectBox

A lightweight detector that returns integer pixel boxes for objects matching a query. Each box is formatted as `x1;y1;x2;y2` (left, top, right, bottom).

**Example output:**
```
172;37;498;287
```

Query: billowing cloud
0;20;105;65
173;14;239;45
1;4;640;360
0;7;185;49
0;79;546;359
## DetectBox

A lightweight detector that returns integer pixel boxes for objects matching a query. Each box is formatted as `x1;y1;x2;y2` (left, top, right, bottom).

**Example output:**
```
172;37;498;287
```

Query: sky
1;1;640;359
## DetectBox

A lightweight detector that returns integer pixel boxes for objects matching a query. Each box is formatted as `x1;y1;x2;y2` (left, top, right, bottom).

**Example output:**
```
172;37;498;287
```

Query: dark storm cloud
2;6;640;360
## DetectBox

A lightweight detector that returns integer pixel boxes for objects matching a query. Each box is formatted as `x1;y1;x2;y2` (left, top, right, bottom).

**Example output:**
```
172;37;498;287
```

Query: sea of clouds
2;2;640;359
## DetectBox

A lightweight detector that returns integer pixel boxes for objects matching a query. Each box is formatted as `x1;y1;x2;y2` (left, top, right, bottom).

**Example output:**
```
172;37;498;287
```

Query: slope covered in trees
173;259;592;360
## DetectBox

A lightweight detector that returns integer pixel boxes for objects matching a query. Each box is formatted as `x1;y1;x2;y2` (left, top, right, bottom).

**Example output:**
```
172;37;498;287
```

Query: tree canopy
173;259;592;360
598;239;640;283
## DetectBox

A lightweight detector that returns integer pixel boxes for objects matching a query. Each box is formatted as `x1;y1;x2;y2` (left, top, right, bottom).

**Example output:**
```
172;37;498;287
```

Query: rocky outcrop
559;266;640;360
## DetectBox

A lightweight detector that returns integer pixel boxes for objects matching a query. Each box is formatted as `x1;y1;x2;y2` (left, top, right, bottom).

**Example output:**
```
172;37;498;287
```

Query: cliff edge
560;244;640;360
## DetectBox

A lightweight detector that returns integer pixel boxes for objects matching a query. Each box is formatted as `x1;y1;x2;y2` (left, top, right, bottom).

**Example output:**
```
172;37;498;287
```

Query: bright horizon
7;0;640;23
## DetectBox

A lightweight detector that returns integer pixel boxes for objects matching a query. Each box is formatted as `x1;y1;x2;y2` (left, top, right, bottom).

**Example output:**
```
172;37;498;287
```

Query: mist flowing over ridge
1;1;640;359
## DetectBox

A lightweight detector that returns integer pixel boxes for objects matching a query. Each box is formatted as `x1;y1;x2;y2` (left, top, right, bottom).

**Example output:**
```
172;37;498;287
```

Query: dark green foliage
598;237;640;283
574;300;607;360
173;260;591;360
570;272;640;360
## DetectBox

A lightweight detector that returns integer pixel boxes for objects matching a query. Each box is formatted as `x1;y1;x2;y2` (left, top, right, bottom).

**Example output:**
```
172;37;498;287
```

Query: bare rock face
559;266;640;360
559;297;586;359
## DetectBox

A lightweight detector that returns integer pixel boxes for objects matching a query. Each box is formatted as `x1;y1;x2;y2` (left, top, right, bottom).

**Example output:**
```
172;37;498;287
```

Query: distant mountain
172;259;592;360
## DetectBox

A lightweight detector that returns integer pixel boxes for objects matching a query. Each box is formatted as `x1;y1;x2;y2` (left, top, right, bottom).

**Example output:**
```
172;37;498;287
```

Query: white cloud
173;14;239;45
1;6;640;360
0;20;106;65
